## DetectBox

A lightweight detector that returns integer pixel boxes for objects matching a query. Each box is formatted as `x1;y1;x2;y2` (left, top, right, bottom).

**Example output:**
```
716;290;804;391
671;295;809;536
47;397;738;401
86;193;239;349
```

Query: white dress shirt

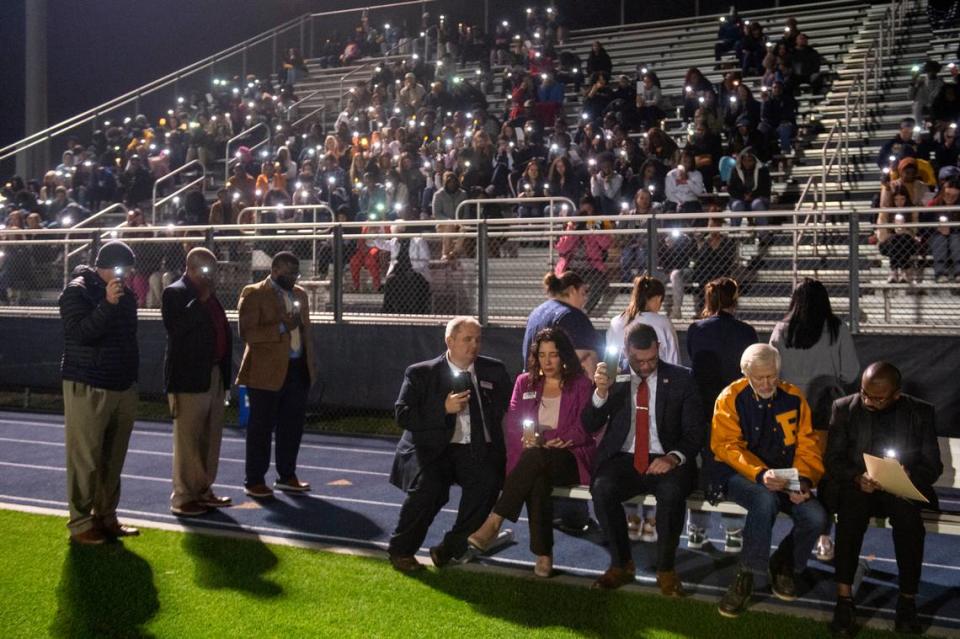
593;366;686;464
446;354;490;445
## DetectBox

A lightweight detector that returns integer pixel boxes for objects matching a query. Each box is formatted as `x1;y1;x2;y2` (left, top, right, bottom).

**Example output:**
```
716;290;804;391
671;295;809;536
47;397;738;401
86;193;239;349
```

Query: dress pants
591;452;696;571
169;367;226;508
493;447;580;555
244;358;309;486
726;473;827;576
834;482;925;594
63;380;138;534
389;443;503;558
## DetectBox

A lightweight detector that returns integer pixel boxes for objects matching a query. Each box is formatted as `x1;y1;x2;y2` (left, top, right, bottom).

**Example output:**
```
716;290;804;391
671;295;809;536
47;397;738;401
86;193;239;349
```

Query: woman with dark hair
547;155;582;205
522;271;601;377
607;275;680;365
876;184;920;283
684;277;758;551
586;40;613;81
927;175;960;282
681;67;716;121
468;327;596;577
769;277;860;562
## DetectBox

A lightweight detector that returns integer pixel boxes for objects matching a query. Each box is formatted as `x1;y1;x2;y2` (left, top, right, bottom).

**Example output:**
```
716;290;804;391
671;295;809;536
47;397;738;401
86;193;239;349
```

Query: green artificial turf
0;509;904;639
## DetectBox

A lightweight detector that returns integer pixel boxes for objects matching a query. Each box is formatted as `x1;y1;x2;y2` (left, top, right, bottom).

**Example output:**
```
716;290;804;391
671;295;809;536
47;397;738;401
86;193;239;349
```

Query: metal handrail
154;176;207;217
224;123;270;184
291;105;328;130
338;37;429;111
151;159;205;223
283;89;322;121
2;0;438;162
69;202;129;230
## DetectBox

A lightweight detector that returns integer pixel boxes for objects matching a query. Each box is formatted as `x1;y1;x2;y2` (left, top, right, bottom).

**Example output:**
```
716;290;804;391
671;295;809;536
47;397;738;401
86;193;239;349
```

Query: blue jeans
729;198;770;229
725;473;827;575
620;242;647;282
929;231;960;277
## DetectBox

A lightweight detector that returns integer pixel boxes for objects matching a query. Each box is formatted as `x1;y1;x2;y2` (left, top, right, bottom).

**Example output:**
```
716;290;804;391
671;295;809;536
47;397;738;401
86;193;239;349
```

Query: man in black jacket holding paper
162;248;233;517
826;362;943;636
387;316;511;573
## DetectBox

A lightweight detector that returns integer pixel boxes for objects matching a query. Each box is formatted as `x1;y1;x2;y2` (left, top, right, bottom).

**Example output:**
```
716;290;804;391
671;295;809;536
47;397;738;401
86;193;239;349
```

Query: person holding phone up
59;241;141;544
387;317;511;573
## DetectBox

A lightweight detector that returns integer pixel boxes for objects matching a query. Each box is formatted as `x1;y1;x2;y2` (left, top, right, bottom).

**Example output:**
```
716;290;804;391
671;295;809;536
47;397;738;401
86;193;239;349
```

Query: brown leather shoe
592;560;636;590
70;527;107;545
656;570;688;597
274;476;311;493
389;554;424;573
101;522;140;538
200;495;233;508
244;483;275;498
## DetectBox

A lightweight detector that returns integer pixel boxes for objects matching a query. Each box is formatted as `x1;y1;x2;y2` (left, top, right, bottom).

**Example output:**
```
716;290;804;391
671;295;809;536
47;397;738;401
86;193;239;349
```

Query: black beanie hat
95;241;136;269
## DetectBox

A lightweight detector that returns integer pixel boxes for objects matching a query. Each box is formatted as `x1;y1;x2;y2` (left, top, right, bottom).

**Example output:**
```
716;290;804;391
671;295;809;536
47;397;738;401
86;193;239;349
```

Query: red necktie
634;377;650;474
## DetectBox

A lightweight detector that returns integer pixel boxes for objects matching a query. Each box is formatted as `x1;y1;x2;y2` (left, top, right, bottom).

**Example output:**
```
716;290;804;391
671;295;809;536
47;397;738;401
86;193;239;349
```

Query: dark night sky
2;0;793;151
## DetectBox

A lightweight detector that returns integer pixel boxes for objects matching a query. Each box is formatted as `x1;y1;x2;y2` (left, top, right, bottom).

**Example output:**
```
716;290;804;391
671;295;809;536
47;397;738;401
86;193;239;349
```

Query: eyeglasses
859;388;894;404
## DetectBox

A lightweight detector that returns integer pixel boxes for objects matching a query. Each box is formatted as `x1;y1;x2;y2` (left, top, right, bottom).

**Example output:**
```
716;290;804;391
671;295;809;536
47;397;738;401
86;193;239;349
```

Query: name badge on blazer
615;374;631;383
480;380;494;390
522;391;537;400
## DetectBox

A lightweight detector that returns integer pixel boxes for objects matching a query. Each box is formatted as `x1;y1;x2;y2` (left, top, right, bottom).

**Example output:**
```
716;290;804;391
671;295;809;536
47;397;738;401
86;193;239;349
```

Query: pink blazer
555;233;612;274
503;372;597;484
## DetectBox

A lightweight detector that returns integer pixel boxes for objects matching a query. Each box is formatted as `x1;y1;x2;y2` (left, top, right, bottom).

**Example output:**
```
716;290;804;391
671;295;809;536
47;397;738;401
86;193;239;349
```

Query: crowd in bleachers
4;2;960;307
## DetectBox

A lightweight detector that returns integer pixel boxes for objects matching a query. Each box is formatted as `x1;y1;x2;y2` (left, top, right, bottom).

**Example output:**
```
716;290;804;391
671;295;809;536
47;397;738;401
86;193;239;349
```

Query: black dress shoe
429;544;454;568
829;597;856;637
894;596;922;634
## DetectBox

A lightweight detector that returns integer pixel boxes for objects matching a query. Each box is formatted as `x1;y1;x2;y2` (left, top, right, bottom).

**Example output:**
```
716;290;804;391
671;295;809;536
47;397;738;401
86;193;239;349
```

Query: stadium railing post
332;225;344;323
646;214;659;276
848;212;861;334
478;222;489;325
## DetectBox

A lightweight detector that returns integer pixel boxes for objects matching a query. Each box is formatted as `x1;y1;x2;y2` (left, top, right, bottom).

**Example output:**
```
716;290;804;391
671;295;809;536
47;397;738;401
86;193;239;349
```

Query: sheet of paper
863;454;930;503
771;467;800;491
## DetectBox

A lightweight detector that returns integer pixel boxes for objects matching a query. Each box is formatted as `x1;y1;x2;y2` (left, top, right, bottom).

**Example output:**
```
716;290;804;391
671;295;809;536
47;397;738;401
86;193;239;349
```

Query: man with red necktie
583;322;705;596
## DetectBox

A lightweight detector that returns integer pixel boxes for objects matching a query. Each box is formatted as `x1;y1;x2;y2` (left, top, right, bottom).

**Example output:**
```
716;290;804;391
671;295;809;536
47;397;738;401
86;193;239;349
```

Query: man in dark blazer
826;362;943;637
162;248;232;517
388;316;512;573
585;322;705;596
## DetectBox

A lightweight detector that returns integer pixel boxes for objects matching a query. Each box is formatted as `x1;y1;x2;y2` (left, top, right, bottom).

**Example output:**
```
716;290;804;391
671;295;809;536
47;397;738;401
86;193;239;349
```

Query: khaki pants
63;380;138;534
169;367;226;509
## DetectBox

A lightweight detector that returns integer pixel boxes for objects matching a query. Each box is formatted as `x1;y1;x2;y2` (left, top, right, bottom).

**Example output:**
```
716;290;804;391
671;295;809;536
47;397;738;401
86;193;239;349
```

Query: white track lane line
0;436;390;477
6;418;960;505
0;419;396;456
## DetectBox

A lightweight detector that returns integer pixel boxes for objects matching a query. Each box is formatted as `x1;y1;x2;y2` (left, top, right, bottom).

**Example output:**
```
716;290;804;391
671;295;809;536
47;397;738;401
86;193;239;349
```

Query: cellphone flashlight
522;419;537;440
884;448;898;460
603;345;621;375
113;267;125;278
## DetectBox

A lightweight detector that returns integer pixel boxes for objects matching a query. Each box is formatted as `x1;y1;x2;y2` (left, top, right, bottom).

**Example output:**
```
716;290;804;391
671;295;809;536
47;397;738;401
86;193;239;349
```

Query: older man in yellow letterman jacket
710;343;827;618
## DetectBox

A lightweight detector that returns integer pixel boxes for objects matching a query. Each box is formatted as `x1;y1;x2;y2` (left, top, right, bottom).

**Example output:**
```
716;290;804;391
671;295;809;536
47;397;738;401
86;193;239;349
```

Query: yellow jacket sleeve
710;384;769;482
792;394;825;485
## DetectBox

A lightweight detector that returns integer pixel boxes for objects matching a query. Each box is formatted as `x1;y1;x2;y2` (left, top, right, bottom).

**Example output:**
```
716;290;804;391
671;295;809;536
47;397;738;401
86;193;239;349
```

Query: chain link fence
2;207;960;332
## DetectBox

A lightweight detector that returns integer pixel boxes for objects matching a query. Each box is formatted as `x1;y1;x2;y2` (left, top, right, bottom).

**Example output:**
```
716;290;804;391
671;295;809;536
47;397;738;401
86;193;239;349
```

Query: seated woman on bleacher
467;327;596;578
728;147;772;230
877;185;921;284
681;67;715;121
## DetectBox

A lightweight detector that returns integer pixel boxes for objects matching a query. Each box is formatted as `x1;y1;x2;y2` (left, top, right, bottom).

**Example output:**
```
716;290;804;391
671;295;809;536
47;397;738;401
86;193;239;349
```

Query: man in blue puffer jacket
59;241;140;544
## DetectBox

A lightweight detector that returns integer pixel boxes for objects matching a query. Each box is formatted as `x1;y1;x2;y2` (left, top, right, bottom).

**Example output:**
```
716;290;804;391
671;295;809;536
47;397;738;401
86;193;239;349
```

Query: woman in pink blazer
468;327;596;577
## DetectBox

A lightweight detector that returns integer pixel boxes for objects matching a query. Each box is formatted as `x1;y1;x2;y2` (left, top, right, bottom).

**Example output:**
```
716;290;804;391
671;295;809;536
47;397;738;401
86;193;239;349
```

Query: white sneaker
687;525;706;549
816;535;835;562
724;528;743;554
640;518;658;543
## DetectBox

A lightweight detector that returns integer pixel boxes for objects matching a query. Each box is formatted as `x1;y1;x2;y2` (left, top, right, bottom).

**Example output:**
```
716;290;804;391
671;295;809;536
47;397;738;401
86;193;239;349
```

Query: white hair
740;343;781;375
445;316;481;340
